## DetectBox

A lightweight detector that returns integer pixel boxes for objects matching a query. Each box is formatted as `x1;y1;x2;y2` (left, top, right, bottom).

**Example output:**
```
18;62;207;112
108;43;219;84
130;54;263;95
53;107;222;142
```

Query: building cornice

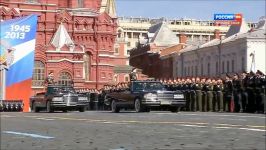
91;63;115;67
46;51;84;54
8;2;56;6
19;9;57;13
98;54;115;58
47;58;83;63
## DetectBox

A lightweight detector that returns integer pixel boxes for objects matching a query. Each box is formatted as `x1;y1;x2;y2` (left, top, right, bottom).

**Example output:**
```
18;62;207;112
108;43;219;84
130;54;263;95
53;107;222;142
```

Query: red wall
1;0;118;94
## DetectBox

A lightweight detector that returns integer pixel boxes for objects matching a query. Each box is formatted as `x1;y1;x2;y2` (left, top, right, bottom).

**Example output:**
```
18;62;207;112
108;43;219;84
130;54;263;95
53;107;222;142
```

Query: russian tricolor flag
1;15;38;112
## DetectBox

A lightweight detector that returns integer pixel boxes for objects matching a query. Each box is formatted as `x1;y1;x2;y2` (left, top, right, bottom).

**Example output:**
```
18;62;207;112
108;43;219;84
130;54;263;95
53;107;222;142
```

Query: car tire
32;102;39;113
62;109;68;113
170;107;179;113
111;100;120;113
46;101;54;113
134;98;143;113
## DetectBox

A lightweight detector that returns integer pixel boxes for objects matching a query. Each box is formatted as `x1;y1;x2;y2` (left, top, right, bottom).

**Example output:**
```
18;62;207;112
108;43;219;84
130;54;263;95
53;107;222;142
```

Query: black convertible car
104;81;185;113
30;85;89;112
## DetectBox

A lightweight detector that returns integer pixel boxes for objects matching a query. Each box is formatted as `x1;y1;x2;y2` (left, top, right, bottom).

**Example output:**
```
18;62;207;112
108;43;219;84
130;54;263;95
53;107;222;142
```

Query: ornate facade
0;0;118;94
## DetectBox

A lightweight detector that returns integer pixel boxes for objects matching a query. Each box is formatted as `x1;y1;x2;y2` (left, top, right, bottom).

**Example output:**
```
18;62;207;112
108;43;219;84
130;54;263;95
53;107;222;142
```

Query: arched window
83;53;90;81
77;0;84;7
227;61;230;73
241;57;245;71
207;63;210;76
191;66;194;76
195;65;198;76
201;63;203;76
232;60;235;72
32;61;45;87
114;74;118;82
58;72;72;86
216;62;219;75
125;75;129;82
222;61;225;73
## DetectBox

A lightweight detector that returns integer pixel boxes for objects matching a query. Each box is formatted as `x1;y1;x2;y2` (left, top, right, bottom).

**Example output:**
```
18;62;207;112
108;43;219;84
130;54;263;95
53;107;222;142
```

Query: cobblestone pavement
1;111;265;150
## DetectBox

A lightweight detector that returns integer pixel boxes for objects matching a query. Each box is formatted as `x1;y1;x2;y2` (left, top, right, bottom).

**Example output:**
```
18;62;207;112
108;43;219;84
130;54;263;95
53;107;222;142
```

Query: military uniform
45;75;55;85
202;82;208;112
213;82;224;112
254;75;265;113
129;70;137;81
233;77;243;112
206;81;214;112
241;75;249;112
262;76;266;114
184;83;191;111
190;85;196;111
246;75;256;112
194;82;203;111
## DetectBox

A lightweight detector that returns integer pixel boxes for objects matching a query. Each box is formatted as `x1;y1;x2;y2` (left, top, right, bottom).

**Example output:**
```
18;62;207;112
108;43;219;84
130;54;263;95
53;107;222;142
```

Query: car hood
142;90;183;94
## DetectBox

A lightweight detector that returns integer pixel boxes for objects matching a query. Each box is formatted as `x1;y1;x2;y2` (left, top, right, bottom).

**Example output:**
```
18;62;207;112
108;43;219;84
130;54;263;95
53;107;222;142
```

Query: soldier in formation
44;72;55;85
159;70;265;113
76;70;265;114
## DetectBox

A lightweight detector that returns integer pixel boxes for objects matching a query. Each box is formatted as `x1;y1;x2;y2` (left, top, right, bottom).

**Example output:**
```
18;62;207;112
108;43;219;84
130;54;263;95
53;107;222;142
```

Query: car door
119;88;134;105
33;93;45;108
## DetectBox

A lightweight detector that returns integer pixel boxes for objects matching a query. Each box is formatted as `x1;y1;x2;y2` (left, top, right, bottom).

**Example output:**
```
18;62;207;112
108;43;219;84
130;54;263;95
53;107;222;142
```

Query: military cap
242;70;248;74
256;70;264;75
232;73;238;76
225;73;232;78
249;71;255;76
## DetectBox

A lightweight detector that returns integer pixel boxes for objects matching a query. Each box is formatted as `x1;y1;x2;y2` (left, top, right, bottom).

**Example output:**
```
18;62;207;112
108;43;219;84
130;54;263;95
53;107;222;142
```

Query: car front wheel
32;102;39;113
46;101;54;113
111;100;120;113
134;98;143;113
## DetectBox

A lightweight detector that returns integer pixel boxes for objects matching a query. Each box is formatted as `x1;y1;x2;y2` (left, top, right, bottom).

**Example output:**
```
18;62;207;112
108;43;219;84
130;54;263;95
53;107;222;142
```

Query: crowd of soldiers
161;70;265;114
76;70;265;114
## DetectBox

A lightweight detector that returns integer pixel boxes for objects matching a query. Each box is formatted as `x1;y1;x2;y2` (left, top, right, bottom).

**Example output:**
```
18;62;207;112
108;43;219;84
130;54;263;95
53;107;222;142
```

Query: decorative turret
100;0;116;18
51;23;75;51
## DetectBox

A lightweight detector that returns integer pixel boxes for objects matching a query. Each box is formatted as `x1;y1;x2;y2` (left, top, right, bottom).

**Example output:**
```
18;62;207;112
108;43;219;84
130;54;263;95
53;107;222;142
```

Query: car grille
157;93;174;100
63;95;78;103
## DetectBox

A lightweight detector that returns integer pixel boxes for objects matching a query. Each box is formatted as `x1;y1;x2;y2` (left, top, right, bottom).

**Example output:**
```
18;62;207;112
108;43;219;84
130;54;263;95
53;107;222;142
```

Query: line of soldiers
76;83;131;111
76;70;265;114
160;70;265;113
76;83;130;94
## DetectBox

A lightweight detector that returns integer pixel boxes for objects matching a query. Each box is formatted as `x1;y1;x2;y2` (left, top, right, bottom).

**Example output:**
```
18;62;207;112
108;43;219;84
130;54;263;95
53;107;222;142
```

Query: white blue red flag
0;15;38;112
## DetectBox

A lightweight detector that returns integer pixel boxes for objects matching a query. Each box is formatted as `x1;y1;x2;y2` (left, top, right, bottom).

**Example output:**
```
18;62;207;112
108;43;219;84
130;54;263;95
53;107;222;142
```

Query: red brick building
130;22;186;79
129;22;222;80
0;0;118;93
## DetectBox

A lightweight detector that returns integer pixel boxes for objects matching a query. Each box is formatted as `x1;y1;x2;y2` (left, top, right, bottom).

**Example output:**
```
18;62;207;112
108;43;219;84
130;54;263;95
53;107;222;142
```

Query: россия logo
214;14;242;26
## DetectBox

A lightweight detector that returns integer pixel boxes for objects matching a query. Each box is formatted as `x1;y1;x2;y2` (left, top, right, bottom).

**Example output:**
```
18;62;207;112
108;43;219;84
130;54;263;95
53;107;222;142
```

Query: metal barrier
0;100;23;112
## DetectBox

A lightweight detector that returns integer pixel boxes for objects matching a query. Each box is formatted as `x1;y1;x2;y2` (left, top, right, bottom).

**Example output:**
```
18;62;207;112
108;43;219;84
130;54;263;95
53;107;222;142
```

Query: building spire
51;23;75;51
100;0;116;18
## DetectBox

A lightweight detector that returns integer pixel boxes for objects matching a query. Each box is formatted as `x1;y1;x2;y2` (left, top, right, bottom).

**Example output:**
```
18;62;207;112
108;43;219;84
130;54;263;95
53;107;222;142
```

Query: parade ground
1;111;265;150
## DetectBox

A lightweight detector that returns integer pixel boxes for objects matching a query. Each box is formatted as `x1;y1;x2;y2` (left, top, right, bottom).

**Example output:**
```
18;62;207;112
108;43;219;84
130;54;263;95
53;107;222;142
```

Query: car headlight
144;93;157;99
52;97;63;101
174;94;184;99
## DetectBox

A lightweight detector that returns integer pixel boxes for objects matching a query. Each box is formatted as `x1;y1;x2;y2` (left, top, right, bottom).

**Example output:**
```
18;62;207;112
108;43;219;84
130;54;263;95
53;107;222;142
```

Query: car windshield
133;82;165;91
52;87;76;94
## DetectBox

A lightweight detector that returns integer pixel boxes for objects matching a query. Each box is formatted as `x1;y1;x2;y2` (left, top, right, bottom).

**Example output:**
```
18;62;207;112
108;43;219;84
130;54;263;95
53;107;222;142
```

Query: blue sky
116;0;265;22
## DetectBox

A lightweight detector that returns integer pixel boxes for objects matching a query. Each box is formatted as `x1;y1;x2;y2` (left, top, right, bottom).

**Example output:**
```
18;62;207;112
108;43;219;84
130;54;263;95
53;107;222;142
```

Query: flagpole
0;65;6;100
